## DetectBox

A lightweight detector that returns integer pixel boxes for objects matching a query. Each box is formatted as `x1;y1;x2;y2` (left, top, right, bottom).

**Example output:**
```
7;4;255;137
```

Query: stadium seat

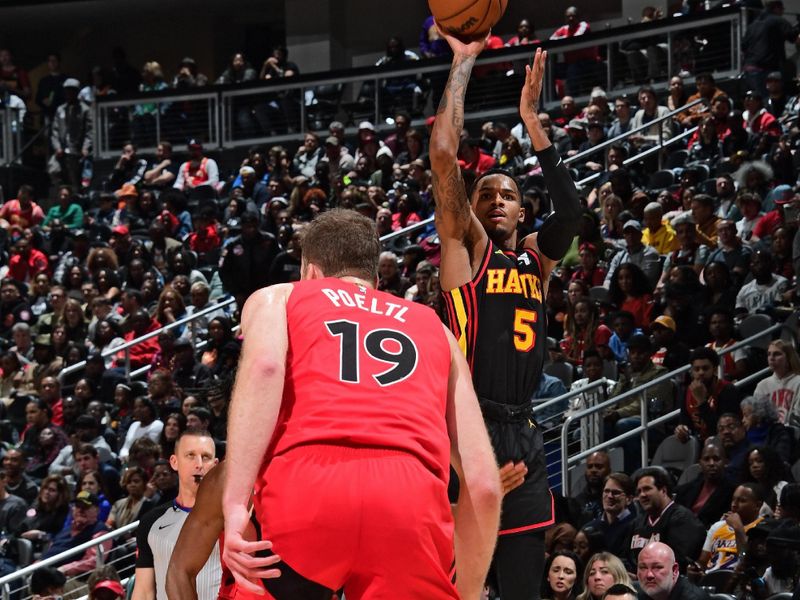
739;314;774;350
665;149;688;170
652;434;699;481
765;594;793;600
708;594;737;600
697;178;718;195
647;169;674;191
780;311;798;346
545;361;574;387
306;83;344;131
15;538;33;567
700;569;735;593
677;462;701;486
792;457;800;482
589;286;611;305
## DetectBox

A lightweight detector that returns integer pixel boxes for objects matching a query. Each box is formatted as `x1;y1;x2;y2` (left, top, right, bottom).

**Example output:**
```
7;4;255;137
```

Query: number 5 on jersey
513;309;538;352
326;320;419;386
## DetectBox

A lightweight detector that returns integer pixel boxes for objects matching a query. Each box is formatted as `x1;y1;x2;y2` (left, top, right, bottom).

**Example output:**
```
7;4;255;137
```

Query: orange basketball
429;0;508;41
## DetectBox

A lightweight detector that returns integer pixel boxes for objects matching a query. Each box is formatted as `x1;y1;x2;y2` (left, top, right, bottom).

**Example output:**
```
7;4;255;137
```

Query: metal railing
565;96;705;176
0;521;138;600
0;104;22;166
556;322;783;495
58;296;236;382
92;7;743;159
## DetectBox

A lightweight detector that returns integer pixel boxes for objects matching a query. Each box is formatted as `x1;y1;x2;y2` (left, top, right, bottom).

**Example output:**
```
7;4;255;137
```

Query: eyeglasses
603;489;625;497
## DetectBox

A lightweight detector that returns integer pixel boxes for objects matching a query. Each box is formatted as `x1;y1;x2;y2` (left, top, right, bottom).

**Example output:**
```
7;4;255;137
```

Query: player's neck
491;232;518;252
175;489;197;509
340;276;375;289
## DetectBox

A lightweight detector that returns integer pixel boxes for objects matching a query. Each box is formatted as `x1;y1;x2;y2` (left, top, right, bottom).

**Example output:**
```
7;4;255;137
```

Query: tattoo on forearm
436;54;475;129
433;163;470;223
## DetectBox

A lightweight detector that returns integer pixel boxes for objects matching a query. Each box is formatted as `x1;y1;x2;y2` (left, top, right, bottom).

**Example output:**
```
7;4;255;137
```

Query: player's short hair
469;168;522;200
301;209;380;282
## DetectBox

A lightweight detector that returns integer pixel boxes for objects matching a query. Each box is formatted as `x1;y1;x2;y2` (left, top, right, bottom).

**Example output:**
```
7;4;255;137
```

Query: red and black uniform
253;278;457;599
442;241;554;534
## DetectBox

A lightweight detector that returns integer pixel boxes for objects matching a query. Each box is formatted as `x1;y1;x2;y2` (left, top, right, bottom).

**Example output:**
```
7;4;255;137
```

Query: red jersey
265;278;452;481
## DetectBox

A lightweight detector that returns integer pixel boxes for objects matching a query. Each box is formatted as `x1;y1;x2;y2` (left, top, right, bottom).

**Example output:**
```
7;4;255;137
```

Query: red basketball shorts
254;444;459;599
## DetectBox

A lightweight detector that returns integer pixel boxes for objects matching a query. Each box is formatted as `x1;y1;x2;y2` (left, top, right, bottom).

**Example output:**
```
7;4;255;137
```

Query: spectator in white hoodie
754;339;800;425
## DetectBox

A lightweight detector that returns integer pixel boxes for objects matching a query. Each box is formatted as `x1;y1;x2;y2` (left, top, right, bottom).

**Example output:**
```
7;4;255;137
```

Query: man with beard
219;211;277;306
173;139;219;194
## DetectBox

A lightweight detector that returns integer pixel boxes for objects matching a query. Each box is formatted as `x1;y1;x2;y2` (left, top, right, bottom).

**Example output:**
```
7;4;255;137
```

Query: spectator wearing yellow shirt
642;202;678;255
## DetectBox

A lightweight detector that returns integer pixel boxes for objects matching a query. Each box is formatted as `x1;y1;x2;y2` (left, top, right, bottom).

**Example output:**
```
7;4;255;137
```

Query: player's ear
169;453;179;471
518;204;526;223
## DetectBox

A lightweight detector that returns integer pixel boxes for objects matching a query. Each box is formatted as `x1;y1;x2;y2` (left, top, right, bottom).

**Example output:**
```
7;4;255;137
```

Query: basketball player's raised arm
223;283;292;593
429;29;489;290
444;326;502;599
520;49;581;270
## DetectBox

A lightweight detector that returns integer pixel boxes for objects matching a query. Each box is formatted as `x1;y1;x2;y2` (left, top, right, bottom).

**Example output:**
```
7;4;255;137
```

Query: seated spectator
650;316;690;372
676;442;736;529
375;36;423;112
570;450;610;527
735;249;790;314
583;472;635;560
691;193;721;249
754;340;800;425
676;347;743;444
571;242;606;287
629;86;672;151
0;185;45;230
630;470;706;572
143;141;178;189
76;469;112;522
41;491;111;577
159;412;186;458
575;552;633;600
28;567;66;599
87;566;126;600
608;263;654;332
642;202;677;256
607;310;640;364
604;220;661;288
107;467;149;528
658;216;707;295
2;448;38;504
742;394;795;464
42;185;84;231
636;541;709;599
689;483;764;574
173;140;219;195
561;297;602;368
108;141;147;190
21;398;69;481
705;306;748;382
457;133;495;174
735;192;765;244
679;73;725;128
377;251;411;298
741;445;790;516
0;467;29;537
717;413;750;480
119;397;163;463
605;334;673;471
761;519;800;596
7;236;49;284
542;550;584;600
687;117;722;165
707;220;752;288
19;474;70;547
171;337;212;391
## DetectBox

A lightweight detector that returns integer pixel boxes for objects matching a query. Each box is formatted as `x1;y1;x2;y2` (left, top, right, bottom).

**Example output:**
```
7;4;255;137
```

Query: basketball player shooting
430;35;581;599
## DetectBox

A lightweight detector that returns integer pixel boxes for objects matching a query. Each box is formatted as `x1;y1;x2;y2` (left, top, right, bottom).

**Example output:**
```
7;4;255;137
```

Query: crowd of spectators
0;2;797;600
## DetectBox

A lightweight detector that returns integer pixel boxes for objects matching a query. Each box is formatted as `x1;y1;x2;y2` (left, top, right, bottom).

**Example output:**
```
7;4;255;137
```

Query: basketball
429;0;508;41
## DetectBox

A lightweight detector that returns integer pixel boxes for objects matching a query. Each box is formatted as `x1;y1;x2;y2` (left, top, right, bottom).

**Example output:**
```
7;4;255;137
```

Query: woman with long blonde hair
575;552;632;600
754;339;800;426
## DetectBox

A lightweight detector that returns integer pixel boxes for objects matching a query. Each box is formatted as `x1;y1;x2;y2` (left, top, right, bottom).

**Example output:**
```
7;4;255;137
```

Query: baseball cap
766;71;782;81
187;138;203;148
623;219;642;232
652;315;676;332
325;136;340;147
34;334;52;347
115;183;138;199
75;490;100;508
627;333;652;351
239;166;255;176
63;78;80;89
567;118;587;131
671;212;696;227
93;580;125;598
594;324;613;346
269;197;289;207
358;121;375;131
376;146;394;160
111;225;130;237
578;242;597;254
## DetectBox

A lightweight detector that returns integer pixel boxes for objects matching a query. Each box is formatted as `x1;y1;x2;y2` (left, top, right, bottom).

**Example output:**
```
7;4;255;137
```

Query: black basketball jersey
442;239;547;406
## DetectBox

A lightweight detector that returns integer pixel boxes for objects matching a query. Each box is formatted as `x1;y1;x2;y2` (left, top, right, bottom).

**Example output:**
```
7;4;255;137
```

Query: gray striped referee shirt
135;501;221;600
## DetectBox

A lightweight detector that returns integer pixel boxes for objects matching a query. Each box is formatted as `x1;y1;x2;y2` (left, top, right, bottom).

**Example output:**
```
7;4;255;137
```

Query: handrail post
2;582;9;600
640;390;649;469
299;86;306;132
124;348;131;381
606;42;613;92
155;103;161;147
96;542;105;567
373;76;380;127
561;415;574;496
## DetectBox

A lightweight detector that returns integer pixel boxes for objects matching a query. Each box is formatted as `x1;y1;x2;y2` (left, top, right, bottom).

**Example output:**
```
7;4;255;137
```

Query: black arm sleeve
534;144;582;261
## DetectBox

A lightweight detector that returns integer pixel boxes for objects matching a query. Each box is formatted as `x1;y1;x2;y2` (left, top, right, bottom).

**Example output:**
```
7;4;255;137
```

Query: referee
131;429;220;600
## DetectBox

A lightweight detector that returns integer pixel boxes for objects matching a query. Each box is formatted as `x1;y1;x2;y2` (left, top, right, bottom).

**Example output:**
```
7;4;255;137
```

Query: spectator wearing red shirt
187;207;221;259
0;48;31;100
506;19;541;46
7;237;49;283
457;133;496;175
571;242;606;287
0;185;45;230
38;376;64;428
743;90;782;137
752;188;795;241
549;6;600;95
116;309;160;369
609;263;654;332
391;190;422;231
